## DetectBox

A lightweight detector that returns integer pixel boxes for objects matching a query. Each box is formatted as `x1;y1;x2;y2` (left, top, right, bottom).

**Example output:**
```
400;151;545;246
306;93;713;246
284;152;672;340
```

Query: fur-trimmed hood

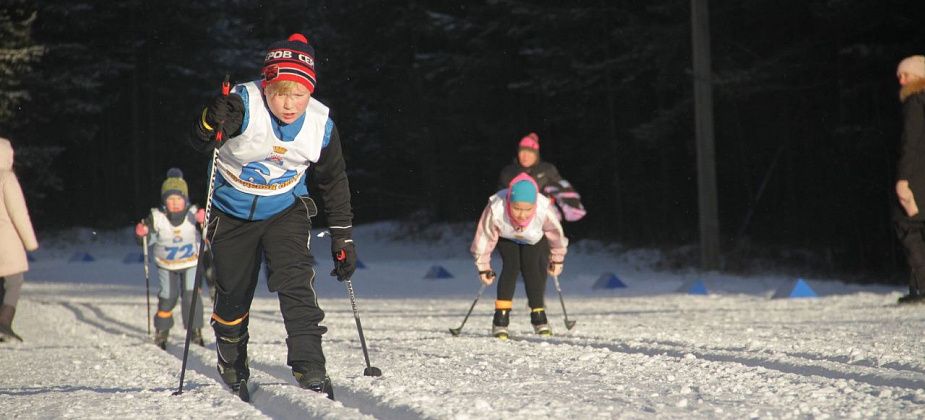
900;78;925;102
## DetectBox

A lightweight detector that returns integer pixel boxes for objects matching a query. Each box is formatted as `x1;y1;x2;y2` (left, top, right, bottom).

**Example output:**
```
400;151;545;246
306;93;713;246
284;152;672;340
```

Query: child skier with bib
471;172;568;338
188;33;356;399
134;168;206;349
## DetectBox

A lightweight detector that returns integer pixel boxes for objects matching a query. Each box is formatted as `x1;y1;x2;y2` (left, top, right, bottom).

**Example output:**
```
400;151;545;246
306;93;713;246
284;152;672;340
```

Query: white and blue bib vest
212;81;333;220
150;207;201;270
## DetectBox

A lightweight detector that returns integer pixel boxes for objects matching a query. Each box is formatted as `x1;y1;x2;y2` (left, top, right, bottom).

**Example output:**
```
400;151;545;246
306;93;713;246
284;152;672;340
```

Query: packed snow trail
3;223;924;418
4;283;925;419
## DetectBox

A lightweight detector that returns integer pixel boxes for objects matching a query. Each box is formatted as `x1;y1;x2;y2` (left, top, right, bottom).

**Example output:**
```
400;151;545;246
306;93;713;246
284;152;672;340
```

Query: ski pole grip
215;74;231;143
336;249;346;261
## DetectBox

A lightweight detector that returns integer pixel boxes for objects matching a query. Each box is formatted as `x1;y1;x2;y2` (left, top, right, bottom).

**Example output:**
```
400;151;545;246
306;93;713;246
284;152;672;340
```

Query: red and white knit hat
262;33;317;93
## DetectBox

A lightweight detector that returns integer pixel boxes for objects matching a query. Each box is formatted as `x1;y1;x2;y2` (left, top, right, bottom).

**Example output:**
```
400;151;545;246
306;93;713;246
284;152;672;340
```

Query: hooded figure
0;137;39;342
471;172;568;338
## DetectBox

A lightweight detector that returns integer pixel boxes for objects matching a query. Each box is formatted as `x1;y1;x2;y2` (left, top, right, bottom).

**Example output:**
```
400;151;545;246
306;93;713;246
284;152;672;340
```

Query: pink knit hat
518;132;540;152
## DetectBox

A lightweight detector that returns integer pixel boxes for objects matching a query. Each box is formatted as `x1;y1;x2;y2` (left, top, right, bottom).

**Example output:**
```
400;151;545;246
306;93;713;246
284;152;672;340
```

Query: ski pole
142;233;151;337
174;74;230;397
449;283;487;336
551;274;576;330
337;250;382;377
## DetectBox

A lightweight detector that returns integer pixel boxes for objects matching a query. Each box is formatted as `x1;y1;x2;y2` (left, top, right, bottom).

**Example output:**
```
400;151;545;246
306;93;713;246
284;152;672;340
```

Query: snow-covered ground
2;222;923;419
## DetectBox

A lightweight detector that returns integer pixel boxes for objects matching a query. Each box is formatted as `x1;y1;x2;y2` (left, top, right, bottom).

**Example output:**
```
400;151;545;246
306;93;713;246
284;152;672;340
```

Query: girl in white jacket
470;172;568;338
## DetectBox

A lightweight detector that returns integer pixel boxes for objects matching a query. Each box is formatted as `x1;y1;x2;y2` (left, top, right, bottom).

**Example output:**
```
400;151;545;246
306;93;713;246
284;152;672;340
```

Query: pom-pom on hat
897;55;925;79
262;33;317;93
518;132;540;152
161;168;189;203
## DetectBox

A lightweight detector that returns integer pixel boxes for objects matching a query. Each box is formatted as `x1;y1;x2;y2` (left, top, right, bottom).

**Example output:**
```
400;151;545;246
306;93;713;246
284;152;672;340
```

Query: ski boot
531;308;552;336
292;362;335;400
216;332;250;400
191;328;205;347
0;304;22;342
492;309;510;340
898;287;925;304
154;329;169;350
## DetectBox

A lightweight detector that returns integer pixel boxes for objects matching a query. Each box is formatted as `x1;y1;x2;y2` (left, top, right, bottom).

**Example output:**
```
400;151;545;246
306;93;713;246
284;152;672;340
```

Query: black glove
198;94;244;142
330;239;357;281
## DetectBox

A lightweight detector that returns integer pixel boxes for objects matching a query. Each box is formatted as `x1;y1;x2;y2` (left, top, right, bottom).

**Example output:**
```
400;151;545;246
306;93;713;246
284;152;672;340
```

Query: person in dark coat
498;132;563;193
894;55;925;304
498;132;588;223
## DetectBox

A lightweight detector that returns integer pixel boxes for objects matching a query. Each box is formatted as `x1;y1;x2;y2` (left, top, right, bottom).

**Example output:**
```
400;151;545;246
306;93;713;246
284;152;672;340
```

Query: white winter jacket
0;138;38;277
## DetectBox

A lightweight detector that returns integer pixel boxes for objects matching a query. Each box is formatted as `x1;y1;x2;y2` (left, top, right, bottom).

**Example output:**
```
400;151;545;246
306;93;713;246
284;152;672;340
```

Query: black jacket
498;160;563;193
899;79;925;219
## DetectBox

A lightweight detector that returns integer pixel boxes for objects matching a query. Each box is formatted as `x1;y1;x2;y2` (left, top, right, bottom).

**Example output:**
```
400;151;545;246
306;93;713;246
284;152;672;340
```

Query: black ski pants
496;237;548;309
208;199;326;367
896;217;925;292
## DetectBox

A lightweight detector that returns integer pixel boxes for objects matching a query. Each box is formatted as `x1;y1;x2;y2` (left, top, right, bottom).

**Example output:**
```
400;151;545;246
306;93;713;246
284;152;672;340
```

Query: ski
0;325;23;342
294;373;336;401
233;380;250;402
228;378;335;403
315;377;335;401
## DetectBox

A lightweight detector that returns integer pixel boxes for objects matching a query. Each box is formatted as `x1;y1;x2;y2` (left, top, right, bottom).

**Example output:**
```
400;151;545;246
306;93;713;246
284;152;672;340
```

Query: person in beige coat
0;137;39;341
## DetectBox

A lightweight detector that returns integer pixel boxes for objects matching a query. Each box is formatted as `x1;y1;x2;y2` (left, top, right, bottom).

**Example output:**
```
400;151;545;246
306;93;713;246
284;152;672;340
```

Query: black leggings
496;237;548;309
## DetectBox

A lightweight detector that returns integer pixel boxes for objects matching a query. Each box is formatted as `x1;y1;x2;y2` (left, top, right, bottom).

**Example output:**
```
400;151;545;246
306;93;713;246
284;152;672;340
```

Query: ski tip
449;328;461;336
566;321;577;330
324;377;335;401
494;333;509;340
236;380;251;402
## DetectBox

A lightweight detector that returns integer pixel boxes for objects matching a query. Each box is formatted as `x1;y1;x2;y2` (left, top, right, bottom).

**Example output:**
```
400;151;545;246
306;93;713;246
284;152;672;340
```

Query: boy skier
189;33;356;398
135;168;206;349
471;172;568;338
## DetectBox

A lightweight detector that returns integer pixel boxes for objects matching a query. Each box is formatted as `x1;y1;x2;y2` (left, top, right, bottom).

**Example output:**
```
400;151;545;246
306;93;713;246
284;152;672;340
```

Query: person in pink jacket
0;137;39;342
470;172;568;339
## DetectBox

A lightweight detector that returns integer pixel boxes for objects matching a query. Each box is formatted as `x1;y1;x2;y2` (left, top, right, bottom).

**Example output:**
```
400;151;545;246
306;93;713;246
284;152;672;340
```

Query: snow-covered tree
0;1;43;131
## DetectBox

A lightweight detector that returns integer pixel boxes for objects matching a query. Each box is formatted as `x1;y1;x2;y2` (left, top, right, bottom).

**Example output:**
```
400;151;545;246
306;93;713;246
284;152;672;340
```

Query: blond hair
898;55;925;79
264;80;308;96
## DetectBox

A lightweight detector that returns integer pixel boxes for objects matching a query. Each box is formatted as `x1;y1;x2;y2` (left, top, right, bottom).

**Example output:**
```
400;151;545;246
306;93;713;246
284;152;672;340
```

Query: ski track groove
504;333;925;391
625;336;925;376
63;301;419;419
58;301;324;418
247;359;425;420
247;309;433;418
